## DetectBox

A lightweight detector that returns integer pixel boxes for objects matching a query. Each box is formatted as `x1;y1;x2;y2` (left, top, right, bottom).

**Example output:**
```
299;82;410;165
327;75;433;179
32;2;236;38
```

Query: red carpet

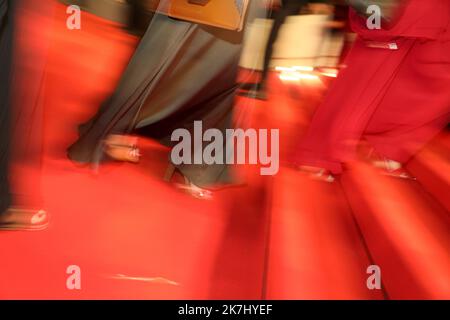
0;1;448;299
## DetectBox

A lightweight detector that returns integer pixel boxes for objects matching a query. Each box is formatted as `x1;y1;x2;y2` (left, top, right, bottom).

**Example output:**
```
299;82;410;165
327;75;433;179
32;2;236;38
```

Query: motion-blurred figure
0;0;12;217
67;1;270;199
240;0;331;100
241;0;307;100
125;0;154;35
0;0;50;230
295;0;450;182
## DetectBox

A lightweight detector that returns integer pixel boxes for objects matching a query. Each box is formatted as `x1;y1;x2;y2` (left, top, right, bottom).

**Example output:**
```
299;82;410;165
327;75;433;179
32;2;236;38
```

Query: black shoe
238;83;268;101
239;82;262;91
244;89;268;101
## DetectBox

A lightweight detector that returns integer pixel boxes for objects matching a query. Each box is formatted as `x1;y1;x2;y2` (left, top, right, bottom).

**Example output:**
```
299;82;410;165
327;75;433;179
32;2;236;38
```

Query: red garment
350;0;450;40
295;0;450;173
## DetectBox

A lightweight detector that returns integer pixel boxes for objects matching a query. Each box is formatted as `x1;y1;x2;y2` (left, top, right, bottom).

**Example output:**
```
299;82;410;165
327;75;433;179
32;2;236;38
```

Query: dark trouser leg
0;0;13;214
260;2;304;87
0;89;11;213
0;107;11;214
8;0;52;209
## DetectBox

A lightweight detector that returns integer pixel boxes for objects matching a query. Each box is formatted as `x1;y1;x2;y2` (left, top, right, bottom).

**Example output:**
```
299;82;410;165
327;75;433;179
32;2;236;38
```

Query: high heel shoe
103;134;141;163
367;149;416;180
164;164;214;200
0;208;49;231
372;158;416;180
297;165;336;183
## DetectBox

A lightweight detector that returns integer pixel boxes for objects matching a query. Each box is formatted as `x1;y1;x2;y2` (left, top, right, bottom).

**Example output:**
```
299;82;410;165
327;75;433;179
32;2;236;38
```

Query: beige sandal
164;164;214;200
0;208;49;231
297;165;336;183
104;134;141;163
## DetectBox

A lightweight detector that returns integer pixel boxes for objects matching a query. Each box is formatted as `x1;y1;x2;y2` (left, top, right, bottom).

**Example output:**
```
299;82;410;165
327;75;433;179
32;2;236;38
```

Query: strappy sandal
175;178;214;200
103;134;141;163
164;164;214;200
297;165;336;183
373;159;417;180
368;149;416;180
0;208;49;231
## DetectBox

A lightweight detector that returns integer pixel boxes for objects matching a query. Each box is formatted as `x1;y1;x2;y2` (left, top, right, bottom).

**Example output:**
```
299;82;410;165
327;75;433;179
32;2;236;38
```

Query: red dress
295;0;450;174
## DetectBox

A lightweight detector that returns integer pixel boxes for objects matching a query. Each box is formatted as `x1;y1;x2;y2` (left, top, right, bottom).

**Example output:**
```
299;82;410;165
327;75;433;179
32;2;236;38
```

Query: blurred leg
0;0;13;214
294;38;415;173
260;0;305;86
0;0;53;229
8;0;54;209
365;39;450;163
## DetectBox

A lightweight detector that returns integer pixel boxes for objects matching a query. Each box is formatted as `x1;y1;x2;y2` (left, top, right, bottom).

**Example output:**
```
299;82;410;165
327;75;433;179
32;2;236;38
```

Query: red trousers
295;35;450;174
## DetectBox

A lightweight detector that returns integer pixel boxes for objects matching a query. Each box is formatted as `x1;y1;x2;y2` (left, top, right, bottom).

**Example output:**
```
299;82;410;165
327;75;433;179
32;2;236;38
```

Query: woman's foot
367;148;416;180
104;134;141;163
175;179;214;200
297;165;336;183
0;208;49;231
372;157;416;180
164;164;214;200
